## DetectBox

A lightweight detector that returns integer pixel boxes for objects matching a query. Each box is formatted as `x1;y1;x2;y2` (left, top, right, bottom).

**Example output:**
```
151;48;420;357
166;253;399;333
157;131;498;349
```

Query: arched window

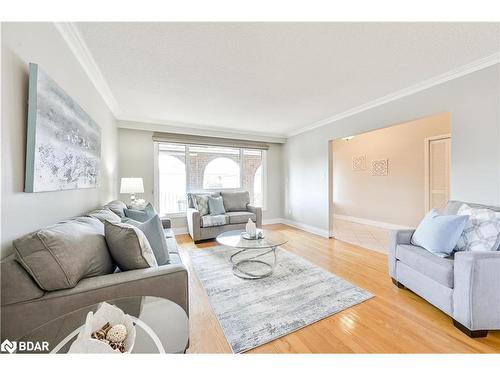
203;157;240;189
253;165;263;207
158;153;186;214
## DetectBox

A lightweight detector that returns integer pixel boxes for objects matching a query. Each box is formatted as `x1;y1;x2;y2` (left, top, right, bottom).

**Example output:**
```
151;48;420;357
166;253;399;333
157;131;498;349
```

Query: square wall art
371;159;389;176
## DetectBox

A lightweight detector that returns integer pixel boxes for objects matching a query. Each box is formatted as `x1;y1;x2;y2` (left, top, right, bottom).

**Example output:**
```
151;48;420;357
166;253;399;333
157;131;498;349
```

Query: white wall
332;112;451;228
1;23;118;257
284;65;500;235
117;127;283;231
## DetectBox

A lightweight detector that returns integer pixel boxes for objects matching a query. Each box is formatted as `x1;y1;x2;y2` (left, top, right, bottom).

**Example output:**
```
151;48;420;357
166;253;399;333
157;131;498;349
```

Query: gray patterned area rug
189;245;373;353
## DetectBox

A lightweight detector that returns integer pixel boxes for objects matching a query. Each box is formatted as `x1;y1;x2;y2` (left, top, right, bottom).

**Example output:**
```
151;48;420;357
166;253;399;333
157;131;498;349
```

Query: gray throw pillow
221;191;250;212
104;200;128;217
88;207;121;224
123;215;170;265
194;195;210;216
14;217;114;291
208;196;226;215
104;221;158;271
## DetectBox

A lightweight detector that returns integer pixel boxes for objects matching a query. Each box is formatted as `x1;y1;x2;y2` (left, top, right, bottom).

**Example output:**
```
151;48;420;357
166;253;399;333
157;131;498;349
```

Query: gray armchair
187;191;262;243
389;201;500;337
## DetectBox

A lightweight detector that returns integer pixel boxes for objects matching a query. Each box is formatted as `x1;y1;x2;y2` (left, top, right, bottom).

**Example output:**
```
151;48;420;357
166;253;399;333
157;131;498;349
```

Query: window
254;165;263;207
203;157;240;189
157;144;187;215
155;142;266;215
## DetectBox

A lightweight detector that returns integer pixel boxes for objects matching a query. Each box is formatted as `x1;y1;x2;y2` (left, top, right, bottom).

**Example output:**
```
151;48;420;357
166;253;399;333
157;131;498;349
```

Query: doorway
424;134;451;213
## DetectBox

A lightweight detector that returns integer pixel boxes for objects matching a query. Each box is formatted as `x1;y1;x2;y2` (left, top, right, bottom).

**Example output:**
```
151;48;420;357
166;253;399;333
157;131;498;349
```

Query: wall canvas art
25;63;101;193
352;154;366;171
371;159;389;176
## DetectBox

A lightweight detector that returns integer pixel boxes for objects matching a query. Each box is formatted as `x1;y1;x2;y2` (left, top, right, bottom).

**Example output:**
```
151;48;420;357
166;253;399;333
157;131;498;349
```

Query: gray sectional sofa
187;191;262;243
389;200;500;337
0;200;188;342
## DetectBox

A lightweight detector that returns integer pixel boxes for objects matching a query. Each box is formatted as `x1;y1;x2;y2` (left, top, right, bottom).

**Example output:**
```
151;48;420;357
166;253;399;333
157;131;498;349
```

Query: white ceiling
74;22;500;138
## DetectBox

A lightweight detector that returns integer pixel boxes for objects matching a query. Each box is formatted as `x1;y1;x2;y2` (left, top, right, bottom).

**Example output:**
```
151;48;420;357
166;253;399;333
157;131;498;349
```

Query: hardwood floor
177;224;500;353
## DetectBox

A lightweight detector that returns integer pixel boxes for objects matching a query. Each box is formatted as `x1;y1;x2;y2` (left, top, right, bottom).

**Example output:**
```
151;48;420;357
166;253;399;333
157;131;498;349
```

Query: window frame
154;141;267;216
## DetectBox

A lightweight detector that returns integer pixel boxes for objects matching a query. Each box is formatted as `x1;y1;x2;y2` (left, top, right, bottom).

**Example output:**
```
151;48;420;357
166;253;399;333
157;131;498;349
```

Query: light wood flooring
177;224;500;353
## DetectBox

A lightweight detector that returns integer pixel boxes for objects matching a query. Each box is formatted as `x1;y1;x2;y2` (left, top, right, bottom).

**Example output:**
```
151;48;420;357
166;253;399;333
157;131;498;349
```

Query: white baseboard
333;214;413;230
264;218;330;238
262;218;285;225
171;226;189;235
282;219;330;238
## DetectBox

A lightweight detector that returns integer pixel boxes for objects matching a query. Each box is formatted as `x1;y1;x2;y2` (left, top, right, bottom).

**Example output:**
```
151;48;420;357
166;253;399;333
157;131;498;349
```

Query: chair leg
391;278;405;289
453;319;488;338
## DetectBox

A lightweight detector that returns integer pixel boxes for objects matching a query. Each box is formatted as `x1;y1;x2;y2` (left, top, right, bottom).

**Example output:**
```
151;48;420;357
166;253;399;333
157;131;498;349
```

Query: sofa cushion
411;209;469;257
226;211;256;225
123;215;170;266
88;207;121;224
104;221;158;271
396;244;454;288
1;256;44;306
221;191;250;212
201;214;227;228
456;203;500;252
194;195;210;216
444;200;500;215
14;217;114;291
208;196;226;215
104;200;128;217
187;192;220;208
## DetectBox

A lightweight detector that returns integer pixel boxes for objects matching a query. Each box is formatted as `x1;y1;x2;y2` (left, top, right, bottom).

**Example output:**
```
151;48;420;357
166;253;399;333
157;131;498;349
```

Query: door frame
424;133;451;213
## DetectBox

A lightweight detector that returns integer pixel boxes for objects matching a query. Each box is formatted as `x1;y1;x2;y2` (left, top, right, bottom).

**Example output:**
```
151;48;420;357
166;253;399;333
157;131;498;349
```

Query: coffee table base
229;246;277;279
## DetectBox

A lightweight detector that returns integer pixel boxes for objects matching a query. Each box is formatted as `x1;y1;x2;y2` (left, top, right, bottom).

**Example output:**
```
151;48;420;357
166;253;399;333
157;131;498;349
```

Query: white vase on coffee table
245;218;257;238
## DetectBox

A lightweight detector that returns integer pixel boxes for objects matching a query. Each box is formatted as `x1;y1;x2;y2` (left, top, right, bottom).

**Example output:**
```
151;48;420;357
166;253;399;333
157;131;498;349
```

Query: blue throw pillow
124;203;156;222
208;196;226;215
411;209;469;257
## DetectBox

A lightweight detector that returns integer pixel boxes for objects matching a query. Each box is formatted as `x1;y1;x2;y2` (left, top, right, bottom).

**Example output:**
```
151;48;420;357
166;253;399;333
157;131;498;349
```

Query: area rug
189;245;373;353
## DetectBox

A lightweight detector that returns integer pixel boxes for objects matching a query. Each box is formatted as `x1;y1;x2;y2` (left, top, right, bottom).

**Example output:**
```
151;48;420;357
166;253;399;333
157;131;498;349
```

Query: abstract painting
25;63;101;192
371;159;389;176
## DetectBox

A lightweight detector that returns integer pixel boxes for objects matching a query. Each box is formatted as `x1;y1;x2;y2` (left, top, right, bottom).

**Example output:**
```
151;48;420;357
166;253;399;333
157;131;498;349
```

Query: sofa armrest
186;207;201;241
247;205;262;228
388;229;415;278
453;251;500;330
161;217;172;229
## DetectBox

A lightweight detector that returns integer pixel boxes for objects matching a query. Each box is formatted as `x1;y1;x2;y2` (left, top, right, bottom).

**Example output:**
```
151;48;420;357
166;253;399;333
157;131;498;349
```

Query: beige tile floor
332;218;390;254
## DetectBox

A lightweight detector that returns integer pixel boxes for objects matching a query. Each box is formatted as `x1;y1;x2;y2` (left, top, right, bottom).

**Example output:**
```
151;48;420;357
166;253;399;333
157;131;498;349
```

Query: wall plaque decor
25;63;101;192
371;159;389;176
352;155;366;171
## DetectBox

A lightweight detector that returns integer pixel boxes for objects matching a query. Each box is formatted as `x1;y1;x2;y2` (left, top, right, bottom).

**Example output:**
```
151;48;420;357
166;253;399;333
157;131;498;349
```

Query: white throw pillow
456;204;500;252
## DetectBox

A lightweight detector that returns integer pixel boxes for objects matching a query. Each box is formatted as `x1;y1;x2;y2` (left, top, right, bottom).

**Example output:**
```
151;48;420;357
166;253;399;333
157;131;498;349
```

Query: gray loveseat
389;200;500;337
187;191;262;243
1;200;189;342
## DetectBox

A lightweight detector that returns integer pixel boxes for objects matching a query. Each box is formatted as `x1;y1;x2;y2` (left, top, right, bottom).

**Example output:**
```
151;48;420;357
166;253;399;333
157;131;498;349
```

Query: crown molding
54;23;499;140
117;117;287;144
287;52;500;137
54;22;121;117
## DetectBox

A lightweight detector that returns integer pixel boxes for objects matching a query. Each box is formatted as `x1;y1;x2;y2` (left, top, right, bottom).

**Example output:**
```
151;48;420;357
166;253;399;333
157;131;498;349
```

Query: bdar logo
1;339;17;353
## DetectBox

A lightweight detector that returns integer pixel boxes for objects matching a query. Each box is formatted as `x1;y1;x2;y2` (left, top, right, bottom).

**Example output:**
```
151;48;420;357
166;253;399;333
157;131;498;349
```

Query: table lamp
120;177;144;202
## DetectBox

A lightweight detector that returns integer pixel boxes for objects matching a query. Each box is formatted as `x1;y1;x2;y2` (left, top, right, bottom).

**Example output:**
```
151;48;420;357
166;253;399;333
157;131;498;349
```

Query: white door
425;135;451;213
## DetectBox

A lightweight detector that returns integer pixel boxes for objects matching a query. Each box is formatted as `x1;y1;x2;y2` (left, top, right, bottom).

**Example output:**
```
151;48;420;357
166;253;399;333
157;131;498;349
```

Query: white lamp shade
120;177;144;194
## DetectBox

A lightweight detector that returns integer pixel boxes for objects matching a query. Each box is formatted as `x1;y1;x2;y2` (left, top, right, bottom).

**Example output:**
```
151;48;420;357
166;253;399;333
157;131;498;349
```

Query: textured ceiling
76;22;500;136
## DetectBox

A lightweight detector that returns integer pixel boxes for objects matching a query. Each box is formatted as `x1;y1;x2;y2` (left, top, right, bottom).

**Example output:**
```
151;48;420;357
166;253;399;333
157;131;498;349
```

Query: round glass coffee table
216;229;288;279
17;296;189;353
